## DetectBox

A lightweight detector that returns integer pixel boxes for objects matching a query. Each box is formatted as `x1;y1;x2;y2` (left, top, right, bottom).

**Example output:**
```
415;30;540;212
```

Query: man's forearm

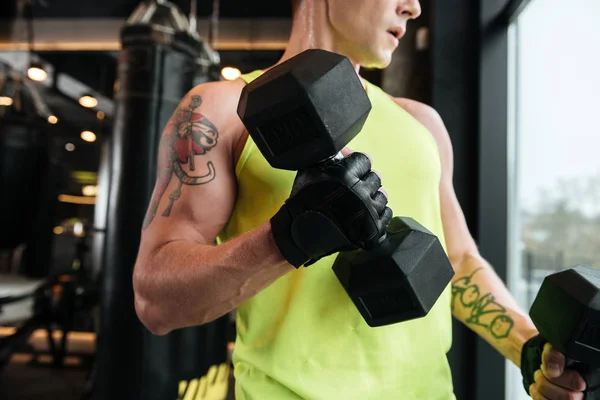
133;222;293;335
450;252;539;367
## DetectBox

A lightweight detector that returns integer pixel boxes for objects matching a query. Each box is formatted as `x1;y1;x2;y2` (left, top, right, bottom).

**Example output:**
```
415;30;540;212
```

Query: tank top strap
239;70;264;84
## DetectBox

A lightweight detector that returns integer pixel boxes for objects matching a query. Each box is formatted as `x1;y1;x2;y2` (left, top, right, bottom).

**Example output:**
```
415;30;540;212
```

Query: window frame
432;0;535;398
477;0;534;399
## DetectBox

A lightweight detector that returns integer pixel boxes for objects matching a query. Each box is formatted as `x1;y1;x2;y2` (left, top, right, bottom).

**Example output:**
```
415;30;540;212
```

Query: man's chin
360;54;392;70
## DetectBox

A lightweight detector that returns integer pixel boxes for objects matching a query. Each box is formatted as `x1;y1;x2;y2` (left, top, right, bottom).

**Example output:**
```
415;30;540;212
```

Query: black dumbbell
237;49;455;327
528;265;600;398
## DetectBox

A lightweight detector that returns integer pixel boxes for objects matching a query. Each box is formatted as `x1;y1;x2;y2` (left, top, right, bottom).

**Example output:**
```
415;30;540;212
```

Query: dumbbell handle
333;151;344;161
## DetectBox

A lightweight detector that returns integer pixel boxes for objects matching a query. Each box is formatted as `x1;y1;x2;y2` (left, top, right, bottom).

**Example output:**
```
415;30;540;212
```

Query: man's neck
274;5;362;79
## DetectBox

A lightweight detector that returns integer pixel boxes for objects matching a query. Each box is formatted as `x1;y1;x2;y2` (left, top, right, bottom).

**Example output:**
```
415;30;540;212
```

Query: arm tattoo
451;268;515;340
142;95;218;229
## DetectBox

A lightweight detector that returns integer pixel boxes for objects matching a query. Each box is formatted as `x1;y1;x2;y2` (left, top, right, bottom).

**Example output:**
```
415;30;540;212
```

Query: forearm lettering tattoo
451;269;515;340
143;95;219;229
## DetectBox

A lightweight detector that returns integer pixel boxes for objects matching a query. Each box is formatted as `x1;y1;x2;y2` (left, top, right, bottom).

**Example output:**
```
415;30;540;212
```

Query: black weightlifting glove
521;334;600;399
271;152;393;268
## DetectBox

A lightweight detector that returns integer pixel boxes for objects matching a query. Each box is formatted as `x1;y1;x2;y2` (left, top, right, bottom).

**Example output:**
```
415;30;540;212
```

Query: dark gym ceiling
0;0;291;198
0;0;293;19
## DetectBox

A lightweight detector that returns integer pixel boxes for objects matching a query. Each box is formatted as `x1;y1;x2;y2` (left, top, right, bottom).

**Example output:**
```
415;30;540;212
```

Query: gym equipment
530;265;600;367
237;50;371;171
0;62;61;278
93;1;228;399
525;265;600;398
237;49;454;327
0;243;98;376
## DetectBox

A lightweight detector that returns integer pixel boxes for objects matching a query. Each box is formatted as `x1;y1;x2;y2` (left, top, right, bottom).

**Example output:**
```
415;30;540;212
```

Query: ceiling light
221;67;241;81
82;185;98;197
80;131;97;143
0;96;13;106
48;115;58;124
97;111;105;120
27;62;47;82
79;95;98;108
65;143;76;151
53;226;64;235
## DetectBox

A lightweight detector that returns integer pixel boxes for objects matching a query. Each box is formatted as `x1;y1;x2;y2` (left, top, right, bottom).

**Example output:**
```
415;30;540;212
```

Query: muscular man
133;1;589;399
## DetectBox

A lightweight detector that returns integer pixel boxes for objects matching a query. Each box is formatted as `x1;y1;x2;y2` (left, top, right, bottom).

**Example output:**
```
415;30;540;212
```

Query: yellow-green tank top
217;70;455;400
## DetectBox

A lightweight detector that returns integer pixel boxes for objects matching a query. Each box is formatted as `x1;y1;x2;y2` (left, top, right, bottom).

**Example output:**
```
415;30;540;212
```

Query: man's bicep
141;86;238;246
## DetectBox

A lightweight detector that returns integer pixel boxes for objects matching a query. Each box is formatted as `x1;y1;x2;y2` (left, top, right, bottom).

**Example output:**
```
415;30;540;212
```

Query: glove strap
290;211;354;266
270;209;355;269
270;209;310;268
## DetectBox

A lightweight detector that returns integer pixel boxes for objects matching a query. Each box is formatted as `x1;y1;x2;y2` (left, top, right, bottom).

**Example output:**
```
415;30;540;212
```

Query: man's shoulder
187;79;247;112
387;96;443;128
185;78;248;144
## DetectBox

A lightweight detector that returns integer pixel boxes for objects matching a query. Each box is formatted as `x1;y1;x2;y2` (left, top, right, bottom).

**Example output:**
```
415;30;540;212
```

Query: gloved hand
270;151;392;268
521;334;600;399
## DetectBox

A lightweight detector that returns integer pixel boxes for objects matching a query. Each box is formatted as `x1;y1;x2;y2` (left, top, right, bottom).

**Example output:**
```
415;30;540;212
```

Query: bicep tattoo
143;95;219;229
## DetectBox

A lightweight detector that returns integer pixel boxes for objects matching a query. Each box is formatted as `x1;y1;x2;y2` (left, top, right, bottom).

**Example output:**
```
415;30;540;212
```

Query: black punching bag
0;66;58;277
93;1;229;399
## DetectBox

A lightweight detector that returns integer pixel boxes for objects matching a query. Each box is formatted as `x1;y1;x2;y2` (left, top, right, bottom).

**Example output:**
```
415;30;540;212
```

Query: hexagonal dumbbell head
332;217;455;327
530;265;600;368
236;49;372;171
